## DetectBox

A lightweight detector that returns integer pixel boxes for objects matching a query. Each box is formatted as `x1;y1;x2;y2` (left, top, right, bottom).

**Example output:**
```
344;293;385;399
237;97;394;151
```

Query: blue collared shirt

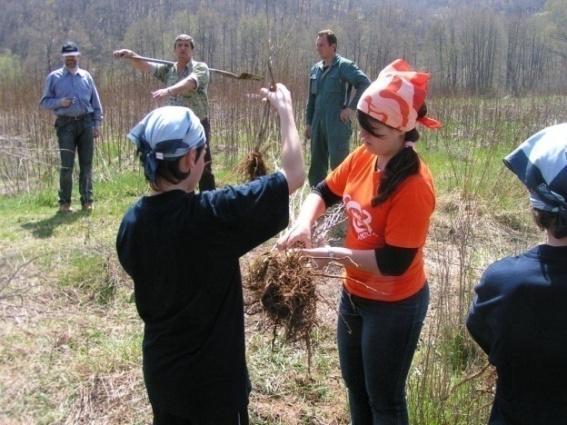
40;67;103;127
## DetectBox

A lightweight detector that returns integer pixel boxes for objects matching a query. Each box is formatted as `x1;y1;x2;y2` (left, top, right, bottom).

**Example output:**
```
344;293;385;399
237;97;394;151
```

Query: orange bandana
357;59;441;132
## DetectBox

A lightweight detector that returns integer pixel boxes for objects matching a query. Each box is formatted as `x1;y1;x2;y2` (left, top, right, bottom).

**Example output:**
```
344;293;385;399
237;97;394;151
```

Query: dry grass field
1;74;565;424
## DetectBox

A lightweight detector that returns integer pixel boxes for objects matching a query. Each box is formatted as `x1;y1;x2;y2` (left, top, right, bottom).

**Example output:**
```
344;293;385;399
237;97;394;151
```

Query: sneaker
82;202;93;211
59;204;73;213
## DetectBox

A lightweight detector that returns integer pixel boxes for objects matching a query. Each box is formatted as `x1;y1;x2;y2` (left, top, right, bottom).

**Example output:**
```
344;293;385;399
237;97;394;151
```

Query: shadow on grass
21;210;90;238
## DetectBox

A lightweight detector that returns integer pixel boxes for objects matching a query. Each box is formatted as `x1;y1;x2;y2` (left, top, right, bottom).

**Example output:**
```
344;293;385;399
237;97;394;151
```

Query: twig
441;361;492;401
0;255;42;300
312;271;392;297
304;254;359;269
316;291;352;335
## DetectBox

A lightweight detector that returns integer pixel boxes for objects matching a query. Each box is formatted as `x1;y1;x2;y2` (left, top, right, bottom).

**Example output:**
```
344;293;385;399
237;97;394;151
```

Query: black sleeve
375;244;418;276
313;180;342;208
466;268;500;355
199;172;290;258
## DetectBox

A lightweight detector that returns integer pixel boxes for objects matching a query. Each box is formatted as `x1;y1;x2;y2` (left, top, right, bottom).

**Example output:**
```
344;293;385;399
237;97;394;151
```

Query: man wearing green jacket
305;29;371;186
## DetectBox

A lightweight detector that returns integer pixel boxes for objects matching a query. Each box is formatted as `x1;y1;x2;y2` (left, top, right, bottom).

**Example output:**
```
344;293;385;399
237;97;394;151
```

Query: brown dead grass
0;188;543;424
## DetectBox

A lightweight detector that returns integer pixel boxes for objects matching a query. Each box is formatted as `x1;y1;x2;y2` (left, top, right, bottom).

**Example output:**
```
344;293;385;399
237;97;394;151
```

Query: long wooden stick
127;55;263;80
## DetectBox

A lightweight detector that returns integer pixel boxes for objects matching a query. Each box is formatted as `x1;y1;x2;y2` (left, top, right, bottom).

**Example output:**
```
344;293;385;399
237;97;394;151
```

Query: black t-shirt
116;172;289;418
467;244;567;425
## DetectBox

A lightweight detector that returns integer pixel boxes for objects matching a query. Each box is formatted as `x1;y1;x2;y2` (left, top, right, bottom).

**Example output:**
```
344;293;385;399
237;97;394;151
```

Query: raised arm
260;84;305;194
112;49;154;73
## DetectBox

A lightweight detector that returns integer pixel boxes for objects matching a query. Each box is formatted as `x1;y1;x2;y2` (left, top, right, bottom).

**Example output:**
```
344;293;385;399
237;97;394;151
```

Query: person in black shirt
116;84;304;425
467;123;567;425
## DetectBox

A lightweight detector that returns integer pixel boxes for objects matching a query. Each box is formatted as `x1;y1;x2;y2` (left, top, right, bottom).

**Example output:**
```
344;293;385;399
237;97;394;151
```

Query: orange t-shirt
326;146;435;302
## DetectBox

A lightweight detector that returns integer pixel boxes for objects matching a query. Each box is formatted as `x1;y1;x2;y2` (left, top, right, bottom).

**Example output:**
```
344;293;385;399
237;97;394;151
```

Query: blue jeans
55;115;94;205
337;285;429;425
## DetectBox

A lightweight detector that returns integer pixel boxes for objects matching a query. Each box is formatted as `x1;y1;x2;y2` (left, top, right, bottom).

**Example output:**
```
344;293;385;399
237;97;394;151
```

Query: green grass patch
59;254;117;305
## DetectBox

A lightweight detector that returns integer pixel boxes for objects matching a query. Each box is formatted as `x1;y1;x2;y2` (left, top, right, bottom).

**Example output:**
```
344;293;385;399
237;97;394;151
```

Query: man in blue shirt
40;41;103;213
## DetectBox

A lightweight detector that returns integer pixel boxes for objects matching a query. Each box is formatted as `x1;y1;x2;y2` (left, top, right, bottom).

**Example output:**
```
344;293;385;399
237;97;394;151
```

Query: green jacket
305;55;370;127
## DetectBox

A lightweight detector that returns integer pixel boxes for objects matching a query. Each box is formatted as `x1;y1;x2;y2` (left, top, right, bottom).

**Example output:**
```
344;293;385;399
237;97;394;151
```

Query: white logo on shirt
344;194;376;240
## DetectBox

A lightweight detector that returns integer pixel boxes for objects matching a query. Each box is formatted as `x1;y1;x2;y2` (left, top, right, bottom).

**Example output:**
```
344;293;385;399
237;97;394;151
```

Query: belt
58;114;89;122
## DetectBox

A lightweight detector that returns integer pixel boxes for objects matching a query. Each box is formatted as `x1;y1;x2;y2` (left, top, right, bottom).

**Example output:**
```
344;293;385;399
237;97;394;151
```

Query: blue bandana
503;123;567;218
128;106;205;182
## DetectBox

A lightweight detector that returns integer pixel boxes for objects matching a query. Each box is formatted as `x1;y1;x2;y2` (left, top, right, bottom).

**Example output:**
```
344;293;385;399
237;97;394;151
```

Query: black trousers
152;405;249;425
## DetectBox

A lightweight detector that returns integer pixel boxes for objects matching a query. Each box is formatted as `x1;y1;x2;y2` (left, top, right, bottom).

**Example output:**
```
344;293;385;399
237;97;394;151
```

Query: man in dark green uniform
305;29;370;186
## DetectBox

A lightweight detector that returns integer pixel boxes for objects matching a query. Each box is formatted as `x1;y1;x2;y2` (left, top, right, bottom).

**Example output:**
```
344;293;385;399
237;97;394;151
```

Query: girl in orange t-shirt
279;59;441;425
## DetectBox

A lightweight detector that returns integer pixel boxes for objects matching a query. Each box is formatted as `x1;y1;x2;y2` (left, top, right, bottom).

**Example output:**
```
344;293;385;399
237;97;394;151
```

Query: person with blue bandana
467;123;567;425
116;84;305;425
40;41;103;213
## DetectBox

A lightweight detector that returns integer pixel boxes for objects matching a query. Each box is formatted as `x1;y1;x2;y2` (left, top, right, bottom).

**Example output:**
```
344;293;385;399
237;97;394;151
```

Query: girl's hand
298;246;334;269
277;221;312;250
